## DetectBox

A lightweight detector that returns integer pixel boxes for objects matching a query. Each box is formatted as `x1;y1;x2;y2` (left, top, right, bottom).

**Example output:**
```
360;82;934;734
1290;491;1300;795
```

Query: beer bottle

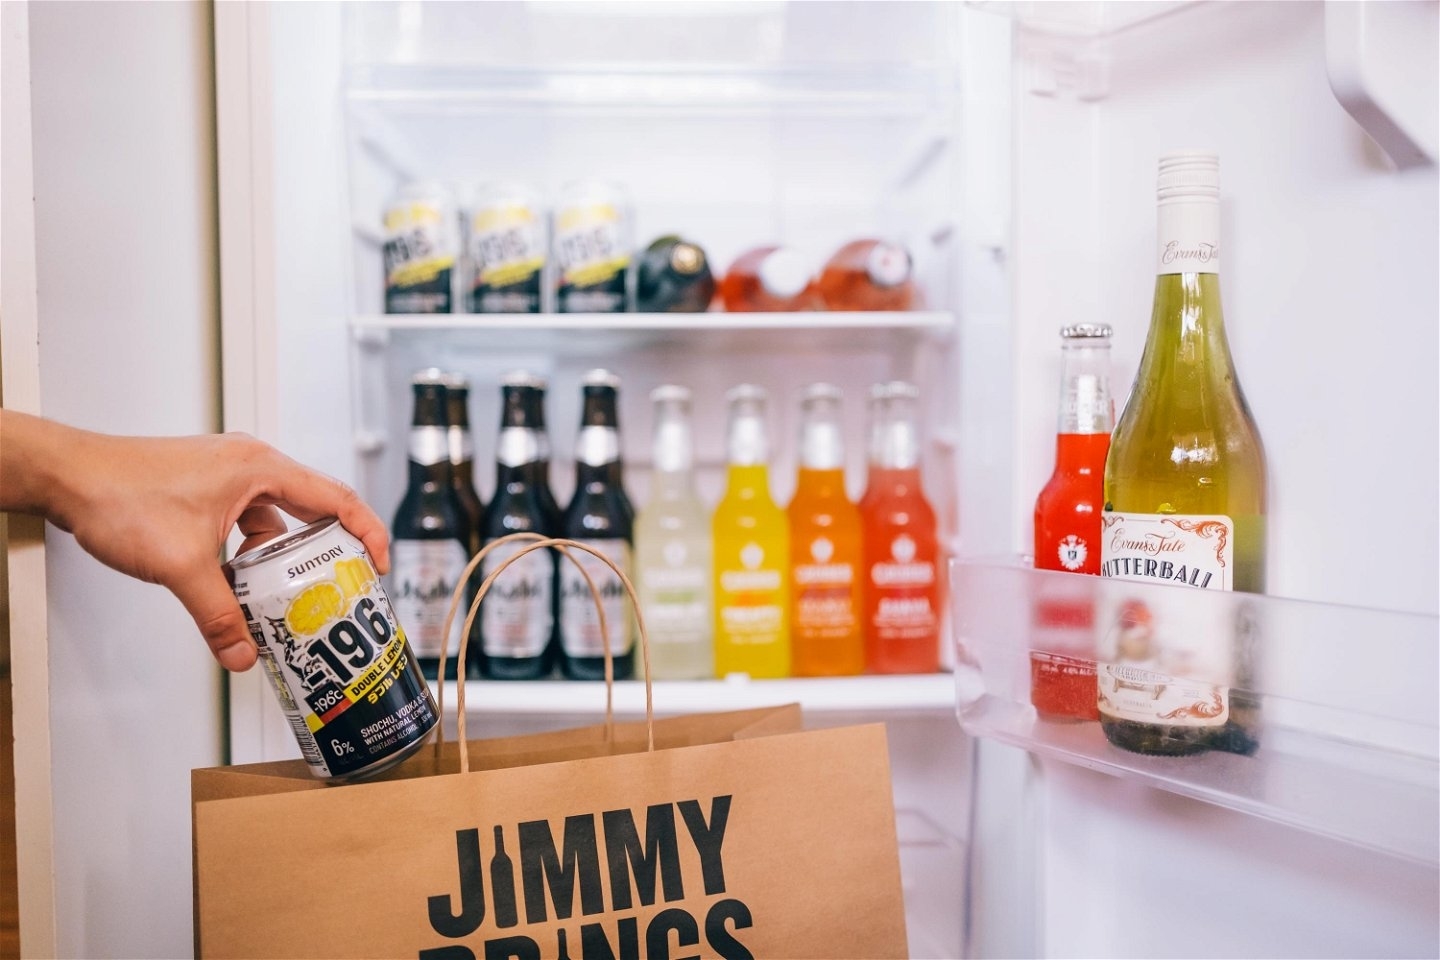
476;373;557;680
443;373;484;555
390;370;469;680
526;376;564;528
558;370;636;680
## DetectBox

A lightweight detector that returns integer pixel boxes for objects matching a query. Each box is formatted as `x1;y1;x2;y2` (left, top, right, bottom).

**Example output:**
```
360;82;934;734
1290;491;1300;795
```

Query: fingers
172;562;259;672
255;451;391;575
235;503;288;556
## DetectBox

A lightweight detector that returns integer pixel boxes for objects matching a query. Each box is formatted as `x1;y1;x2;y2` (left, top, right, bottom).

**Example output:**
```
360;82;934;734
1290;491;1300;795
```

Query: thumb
172;562;259;672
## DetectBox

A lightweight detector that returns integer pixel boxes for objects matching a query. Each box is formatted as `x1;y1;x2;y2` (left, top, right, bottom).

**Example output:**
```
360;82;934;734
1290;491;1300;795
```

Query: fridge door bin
950;557;1439;866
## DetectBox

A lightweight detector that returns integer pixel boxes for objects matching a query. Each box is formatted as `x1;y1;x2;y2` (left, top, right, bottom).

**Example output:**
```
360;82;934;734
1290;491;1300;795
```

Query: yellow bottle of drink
712;385;790;678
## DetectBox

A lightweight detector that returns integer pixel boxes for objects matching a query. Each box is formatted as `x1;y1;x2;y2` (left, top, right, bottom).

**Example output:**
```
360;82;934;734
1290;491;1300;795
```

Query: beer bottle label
480;539;554;659
1098;512;1234;727
389;538;468;659
558;539;634;658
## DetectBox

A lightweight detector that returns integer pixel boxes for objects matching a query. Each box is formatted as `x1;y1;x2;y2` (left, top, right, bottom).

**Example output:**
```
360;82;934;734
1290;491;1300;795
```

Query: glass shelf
352;310;955;333
351;310;955;356
950;557;1439;866
435;672;956;718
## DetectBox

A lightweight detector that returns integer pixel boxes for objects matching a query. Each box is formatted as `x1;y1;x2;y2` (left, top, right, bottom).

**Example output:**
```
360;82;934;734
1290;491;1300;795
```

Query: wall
27;2;224;955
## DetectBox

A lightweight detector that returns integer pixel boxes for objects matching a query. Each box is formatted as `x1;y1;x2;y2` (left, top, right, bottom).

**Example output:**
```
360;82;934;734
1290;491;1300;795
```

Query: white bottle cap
1157;151;1220;203
757;248;812;299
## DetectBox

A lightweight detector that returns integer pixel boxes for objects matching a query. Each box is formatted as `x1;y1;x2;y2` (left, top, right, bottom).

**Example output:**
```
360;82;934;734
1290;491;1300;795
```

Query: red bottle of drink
1031;323;1114;720
719;245;821;312
817;238;916;312
860;381;942;674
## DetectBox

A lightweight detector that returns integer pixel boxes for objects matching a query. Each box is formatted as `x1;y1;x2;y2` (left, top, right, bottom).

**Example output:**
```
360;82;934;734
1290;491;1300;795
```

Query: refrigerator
6;1;1437;957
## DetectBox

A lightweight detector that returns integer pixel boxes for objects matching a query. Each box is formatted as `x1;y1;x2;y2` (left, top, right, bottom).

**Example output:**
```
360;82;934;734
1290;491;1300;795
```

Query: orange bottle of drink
860;382;942;674
719;245;821;312
1031;324;1114;721
816;238;916;312
788;384;864;677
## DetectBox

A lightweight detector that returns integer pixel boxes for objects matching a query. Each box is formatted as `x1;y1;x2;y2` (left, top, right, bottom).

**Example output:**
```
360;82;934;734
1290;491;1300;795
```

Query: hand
0;411;389;671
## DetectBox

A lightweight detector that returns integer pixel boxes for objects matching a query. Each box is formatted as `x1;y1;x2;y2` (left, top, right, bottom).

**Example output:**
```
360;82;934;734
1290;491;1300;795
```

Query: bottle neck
1139;272;1236;390
796;466;846;497
653;416;693;473
1156;197;1220;277
799;418;844;470
494;426;540;486
724;463;772;498
727;414;768;466
1055;344;1114;435
408;424;450;470
869;421;920;470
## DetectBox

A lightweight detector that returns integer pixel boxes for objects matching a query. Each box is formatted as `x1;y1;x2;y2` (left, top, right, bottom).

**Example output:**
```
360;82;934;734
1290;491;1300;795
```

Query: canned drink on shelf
227;517;440;781
467;182;547;314
383;181;459;314
552;179;633;314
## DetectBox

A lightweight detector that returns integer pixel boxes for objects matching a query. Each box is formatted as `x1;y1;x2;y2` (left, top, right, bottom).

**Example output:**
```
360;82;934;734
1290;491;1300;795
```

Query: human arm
0;409;389;671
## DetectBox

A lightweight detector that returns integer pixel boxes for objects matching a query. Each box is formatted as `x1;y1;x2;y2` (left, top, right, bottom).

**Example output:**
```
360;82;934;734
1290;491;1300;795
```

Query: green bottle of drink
1099;152;1268;757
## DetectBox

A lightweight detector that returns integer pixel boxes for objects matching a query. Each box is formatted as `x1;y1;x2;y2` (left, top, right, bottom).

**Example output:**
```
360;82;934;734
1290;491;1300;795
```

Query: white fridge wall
1011;1;1439;614
24;2;225;956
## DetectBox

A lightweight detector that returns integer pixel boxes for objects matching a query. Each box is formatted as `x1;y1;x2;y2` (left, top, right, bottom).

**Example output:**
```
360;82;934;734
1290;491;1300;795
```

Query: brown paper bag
192;536;908;959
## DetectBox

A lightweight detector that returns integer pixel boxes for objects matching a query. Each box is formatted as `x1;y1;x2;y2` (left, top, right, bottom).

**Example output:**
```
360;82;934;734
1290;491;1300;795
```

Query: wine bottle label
1098;512;1234;727
388;539;468;659
480;539;554;659
384;200;455;314
1156;201;1220;276
639;541;710;647
558;539;634;658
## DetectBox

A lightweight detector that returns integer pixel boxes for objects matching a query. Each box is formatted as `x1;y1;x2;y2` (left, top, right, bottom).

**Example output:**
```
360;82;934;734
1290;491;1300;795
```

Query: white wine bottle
1099;152;1267;757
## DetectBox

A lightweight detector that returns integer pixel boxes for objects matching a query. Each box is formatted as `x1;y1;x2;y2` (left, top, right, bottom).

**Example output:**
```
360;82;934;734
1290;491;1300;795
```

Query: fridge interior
234;2;1438;958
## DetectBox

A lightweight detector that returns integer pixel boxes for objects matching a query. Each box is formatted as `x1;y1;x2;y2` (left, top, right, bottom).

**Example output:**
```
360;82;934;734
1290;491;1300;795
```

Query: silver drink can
228;518;440;781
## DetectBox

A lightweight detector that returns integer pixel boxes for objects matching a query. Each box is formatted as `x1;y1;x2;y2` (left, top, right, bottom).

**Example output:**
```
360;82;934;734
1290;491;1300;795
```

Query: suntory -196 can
228;518;439;781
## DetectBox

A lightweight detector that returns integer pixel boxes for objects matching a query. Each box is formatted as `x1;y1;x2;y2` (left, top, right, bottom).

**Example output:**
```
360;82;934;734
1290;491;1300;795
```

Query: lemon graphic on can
284;581;346;636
